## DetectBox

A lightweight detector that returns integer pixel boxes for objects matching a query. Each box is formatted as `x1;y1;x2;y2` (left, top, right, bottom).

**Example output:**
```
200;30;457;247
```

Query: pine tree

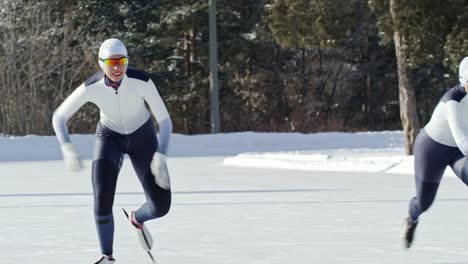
369;0;467;154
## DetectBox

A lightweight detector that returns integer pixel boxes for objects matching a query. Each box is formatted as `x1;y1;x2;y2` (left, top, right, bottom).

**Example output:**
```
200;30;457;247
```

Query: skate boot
93;255;115;264
122;209;154;251
401;216;418;249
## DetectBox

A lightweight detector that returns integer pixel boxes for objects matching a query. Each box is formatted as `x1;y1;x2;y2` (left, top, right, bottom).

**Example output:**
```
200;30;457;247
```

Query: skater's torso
425;84;468;152
82;69;155;134
53;68;171;154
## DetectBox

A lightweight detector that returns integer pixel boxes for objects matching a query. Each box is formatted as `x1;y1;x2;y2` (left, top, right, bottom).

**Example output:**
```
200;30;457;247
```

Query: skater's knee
158;201;171;217
94;191;115;216
148;198;171;218
95;201;113;216
144;188;171;218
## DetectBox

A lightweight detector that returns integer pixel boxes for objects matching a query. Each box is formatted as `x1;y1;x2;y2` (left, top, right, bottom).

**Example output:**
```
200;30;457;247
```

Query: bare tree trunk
366;73;372;129
324;64;343;129
182;30;191;134
0;1;90;135
301;48;307;98
390;0;420;155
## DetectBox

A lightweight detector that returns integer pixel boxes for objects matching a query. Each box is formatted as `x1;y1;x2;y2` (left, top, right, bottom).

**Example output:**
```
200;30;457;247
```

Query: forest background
0;0;466;154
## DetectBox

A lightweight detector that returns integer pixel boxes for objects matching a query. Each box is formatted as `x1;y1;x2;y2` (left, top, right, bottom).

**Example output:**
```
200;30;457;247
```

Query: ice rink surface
2;156;468;264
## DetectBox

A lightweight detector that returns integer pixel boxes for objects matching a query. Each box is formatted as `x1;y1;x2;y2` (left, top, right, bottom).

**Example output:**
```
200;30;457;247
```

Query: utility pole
209;0;220;133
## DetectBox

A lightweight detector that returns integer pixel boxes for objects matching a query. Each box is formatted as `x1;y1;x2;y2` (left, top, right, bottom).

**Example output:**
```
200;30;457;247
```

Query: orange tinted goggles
100;57;128;66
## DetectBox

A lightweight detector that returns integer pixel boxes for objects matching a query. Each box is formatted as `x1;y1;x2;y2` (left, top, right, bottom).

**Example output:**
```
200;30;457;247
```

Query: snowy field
1;131;468;263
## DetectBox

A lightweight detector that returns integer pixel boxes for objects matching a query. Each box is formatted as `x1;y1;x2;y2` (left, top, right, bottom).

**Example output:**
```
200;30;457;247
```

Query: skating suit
52;68;172;255
409;84;468;220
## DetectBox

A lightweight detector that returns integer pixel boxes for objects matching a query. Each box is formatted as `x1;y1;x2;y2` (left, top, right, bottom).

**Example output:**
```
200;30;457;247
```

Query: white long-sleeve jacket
425;84;468;155
52;68;172;155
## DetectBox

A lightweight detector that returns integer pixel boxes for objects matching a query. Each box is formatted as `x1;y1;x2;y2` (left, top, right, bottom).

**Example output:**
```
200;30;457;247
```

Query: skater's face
100;54;128;82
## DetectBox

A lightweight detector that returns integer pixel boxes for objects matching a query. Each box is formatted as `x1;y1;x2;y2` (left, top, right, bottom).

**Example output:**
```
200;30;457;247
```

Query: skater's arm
447;99;468;156
52;84;89;144
141;79;173;155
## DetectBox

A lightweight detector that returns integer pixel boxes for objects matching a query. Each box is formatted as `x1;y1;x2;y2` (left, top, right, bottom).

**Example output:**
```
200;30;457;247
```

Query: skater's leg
408;130;455;220
402;130;459;248
132;164;171;223
92;138;124;256
450;152;468;185
128;119;171;223
409;180;440;221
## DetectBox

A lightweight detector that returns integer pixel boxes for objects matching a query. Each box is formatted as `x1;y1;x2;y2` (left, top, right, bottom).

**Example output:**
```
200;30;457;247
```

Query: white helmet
98;38;128;68
460;56;468;86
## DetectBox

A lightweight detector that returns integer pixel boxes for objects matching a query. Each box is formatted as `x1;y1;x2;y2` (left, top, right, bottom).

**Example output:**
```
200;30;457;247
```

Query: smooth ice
2;156;468;264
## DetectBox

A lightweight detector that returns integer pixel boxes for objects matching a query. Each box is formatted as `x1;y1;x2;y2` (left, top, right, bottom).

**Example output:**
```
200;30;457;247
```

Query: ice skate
93;255;115;264
401;216;418;249
122;208;154;251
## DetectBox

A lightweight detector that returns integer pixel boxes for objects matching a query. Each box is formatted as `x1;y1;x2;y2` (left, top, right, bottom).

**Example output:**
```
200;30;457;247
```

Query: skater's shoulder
126;68;150;82
84;71;105;87
441;84;467;103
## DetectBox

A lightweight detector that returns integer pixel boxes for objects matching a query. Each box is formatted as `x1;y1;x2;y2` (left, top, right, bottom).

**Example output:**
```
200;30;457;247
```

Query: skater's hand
60;142;83;173
151;152;171;190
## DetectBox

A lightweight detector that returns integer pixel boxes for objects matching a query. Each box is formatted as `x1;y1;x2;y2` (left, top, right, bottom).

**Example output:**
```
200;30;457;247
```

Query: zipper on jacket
115;91;129;135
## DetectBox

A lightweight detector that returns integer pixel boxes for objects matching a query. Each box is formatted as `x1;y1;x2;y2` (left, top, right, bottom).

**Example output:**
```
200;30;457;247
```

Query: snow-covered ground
1;131;467;263
0;130;456;177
